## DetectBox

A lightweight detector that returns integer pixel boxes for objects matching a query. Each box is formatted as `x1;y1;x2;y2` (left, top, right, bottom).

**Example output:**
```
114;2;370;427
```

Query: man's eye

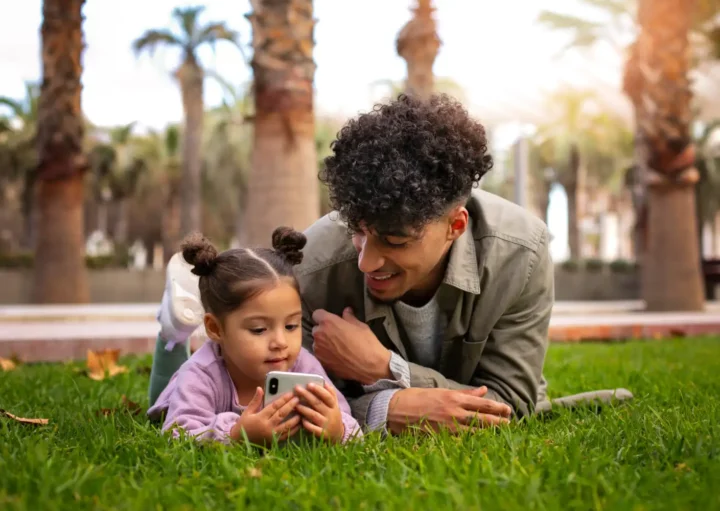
249;327;266;335
285;324;300;332
383;238;408;248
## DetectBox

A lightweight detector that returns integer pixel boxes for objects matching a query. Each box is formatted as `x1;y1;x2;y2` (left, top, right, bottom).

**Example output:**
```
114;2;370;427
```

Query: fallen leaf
248;467;262;478
96;395;143;417
86;349;128;381
0;409;49;425
0;357;16;371
675;462;691;472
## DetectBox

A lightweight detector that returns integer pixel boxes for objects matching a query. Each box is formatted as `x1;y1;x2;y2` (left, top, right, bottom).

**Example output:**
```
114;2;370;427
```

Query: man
149;94;631;433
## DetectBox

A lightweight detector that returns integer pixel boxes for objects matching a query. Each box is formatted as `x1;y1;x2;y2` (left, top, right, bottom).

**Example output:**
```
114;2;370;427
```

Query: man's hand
311;307;392;384
386;386;512;434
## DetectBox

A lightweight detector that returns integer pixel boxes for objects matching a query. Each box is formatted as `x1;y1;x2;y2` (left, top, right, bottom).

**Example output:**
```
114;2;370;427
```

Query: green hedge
558;259;639;274
0;251;131;269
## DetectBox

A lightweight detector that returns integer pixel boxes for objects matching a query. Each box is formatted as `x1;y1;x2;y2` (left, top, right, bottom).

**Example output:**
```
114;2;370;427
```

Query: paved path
1;301;718;362
6;300;711;320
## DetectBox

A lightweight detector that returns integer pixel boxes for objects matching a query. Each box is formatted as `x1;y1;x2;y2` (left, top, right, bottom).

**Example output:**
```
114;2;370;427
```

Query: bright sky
0;0;628;132
0;0;634;261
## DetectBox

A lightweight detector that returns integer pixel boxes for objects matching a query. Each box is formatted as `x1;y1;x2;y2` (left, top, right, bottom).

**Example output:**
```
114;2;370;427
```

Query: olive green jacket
295;189;552;425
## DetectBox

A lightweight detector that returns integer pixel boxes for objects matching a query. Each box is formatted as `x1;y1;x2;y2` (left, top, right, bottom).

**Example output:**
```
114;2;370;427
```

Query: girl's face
204;280;303;386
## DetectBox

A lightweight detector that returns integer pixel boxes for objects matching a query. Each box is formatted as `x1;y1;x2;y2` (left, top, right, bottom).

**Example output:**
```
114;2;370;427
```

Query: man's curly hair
319;93;493;235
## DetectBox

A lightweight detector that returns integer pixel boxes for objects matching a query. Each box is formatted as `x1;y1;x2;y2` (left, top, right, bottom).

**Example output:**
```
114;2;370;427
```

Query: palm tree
695;121;720;255
0;82;40;249
88;123;147;245
132;7;241;240
396;0;441;100
241;0;320;247
634;0;705;311
534;89;633;259
32;0;89;303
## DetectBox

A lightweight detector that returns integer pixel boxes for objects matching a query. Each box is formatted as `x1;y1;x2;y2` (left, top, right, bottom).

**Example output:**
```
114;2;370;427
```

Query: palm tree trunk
114;198;128;245
163;183;181;264
564;144;583;260
396;0;441;100
636;0;704;311
177;58;203;237
242;0;320;247
97;199;108;234
32;0;89;304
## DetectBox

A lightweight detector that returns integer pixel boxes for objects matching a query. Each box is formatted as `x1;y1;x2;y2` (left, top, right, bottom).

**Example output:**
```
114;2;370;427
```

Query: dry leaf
0;357;17;371
248;467;262;478
0;409;49;425
96;395;142;417
86;349;128;381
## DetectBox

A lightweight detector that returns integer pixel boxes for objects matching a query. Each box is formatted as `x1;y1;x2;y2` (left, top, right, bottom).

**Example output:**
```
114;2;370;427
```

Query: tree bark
636;0;704;311
644;183;704;310
176;57;204;237
242;0;320;248
396;0;441;101
33;174;89;303
32;0;89;303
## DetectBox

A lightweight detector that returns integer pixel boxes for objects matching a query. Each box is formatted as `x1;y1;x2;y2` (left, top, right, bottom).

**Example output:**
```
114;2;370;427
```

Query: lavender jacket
147;341;362;444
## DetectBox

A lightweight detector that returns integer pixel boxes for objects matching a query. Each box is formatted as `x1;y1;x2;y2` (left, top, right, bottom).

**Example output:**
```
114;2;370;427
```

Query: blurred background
1;0;719;312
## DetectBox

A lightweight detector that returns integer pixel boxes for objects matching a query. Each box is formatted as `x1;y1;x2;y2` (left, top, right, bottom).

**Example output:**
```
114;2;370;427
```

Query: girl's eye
249;327;266;335
285;324;300;332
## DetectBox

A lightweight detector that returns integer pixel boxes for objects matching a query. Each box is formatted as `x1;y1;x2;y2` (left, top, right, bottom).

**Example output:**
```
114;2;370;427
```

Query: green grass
2;338;720;510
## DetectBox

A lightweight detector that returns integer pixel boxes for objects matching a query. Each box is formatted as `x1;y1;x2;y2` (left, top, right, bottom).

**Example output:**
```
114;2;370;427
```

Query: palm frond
0;97;25;120
537;11;605;33
0;116;11;134
164;125;180;158
577;0;634;17
109;122;137;146
197;23;245;61
173;6;205;42
132;29;182;57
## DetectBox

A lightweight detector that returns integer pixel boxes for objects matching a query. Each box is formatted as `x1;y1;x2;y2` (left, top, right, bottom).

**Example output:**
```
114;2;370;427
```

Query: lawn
1;337;719;511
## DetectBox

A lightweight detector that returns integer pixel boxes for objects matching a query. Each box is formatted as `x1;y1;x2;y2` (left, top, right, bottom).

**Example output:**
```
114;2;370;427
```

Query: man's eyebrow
376;229;419;239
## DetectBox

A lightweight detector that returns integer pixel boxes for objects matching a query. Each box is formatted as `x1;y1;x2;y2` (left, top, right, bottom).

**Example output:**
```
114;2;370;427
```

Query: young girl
147;227;361;445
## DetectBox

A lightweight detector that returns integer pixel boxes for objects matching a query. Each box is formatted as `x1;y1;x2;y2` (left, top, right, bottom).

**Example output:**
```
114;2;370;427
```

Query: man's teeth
370;274;395;280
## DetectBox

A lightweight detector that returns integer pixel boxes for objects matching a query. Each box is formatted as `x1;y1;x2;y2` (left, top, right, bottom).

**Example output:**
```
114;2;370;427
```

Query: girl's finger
295;403;327;427
258;392;295;418
278;424;301;441
274;414;301;435
307;382;337;408
302;418;325;438
268;395;301;424
294;385;326;412
245;387;264;413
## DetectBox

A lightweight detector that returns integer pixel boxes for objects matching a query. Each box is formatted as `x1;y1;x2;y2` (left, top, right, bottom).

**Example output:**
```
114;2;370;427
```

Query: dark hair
319;93;493;235
181;226;307;319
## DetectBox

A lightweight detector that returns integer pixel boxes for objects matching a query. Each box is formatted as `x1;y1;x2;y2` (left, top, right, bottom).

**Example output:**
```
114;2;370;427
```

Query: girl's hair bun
181;232;218;276
271;226;307;266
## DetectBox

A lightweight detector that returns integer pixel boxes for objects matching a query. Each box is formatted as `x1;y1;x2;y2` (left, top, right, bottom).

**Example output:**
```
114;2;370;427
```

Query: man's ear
447;206;469;241
204;313;223;343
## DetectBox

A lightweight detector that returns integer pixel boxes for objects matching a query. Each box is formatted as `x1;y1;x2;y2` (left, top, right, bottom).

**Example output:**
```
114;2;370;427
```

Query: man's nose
357;239;384;273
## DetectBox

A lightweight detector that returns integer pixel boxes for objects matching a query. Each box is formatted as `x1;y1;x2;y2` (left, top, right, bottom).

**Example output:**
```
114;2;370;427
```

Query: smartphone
263;371;325;413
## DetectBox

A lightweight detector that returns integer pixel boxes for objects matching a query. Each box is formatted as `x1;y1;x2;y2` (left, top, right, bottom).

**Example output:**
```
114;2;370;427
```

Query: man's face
351;207;468;304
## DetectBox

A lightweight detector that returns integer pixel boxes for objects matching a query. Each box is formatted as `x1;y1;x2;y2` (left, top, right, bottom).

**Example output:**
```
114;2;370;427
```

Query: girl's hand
230;387;301;445
294;382;345;443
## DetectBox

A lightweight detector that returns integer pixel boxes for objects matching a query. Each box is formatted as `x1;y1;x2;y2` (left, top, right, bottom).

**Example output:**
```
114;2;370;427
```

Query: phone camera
269;377;279;395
